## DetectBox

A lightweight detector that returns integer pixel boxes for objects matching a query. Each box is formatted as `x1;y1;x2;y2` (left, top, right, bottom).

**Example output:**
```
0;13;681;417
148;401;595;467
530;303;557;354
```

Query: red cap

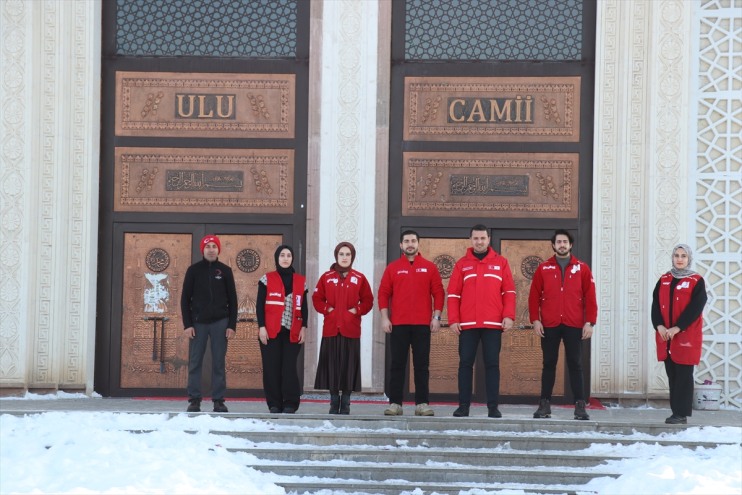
200;235;221;255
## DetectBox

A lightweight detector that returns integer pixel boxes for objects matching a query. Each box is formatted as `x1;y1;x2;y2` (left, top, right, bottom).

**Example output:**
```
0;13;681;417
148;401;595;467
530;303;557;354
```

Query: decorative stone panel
691;0;742;408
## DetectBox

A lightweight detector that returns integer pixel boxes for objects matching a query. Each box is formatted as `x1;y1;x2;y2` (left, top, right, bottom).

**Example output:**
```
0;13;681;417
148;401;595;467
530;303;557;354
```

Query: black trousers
387;324;431;405
540;324;585;401
187;318;228;401
665;357;694;417
259;327;302;411
458;328;502;408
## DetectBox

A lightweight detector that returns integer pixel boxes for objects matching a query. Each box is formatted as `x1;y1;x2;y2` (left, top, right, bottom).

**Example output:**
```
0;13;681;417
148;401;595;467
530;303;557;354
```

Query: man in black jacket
181;234;238;413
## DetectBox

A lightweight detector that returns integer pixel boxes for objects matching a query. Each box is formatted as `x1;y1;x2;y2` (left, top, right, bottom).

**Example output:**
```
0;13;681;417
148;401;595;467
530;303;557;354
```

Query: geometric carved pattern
649;0;692;396
115;0;297;57
693;0;742;408
0;0;27;383
333;1;362;244
405;0;583;61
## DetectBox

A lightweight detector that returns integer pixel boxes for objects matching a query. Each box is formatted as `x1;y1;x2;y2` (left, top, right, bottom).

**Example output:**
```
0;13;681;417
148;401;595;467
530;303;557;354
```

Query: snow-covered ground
1;393;740;495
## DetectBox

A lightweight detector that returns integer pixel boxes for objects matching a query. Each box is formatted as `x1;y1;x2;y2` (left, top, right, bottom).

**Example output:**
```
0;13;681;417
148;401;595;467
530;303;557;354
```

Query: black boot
533;398;552;418
452;404;470;417
212;400;228;413
329;394;340;414
186;398;201;413
574;400;590;420
339;393;351;415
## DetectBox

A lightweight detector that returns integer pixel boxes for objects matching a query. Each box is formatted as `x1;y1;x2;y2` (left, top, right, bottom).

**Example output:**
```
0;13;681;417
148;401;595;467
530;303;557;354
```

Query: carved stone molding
648;0;692;395
593;0;655;397
0;1;101;391
0;0;27;384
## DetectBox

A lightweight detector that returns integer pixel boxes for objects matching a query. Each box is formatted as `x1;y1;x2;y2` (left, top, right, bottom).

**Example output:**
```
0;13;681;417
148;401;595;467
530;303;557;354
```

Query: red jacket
264;271;306;343
312;268;374;338
654;272;704;365
377;253;445;325
528;255;598;329
446;247;516;330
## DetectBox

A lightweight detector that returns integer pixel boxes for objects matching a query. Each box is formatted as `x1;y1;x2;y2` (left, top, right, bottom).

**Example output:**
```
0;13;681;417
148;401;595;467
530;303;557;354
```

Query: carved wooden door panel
499;239;565;397
217;234;284;390
412;237;470;396
119;232;284;393
120;233;191;389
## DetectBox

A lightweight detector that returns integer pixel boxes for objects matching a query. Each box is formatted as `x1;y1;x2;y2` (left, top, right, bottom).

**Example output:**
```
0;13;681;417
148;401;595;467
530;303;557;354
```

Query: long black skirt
314;334;361;394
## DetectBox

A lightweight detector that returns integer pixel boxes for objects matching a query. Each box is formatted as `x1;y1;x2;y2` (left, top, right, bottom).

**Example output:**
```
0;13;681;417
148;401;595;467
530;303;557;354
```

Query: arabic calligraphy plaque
403;152;579;218
404;76;580;142
120;233;191;389
499;239;565;396
115;71;295;138
114;147;294;213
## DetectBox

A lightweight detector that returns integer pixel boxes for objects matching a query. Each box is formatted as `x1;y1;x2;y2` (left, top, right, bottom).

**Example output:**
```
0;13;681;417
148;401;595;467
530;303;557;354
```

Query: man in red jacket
447;225;516;418
378;230;445;416
528;229;597;420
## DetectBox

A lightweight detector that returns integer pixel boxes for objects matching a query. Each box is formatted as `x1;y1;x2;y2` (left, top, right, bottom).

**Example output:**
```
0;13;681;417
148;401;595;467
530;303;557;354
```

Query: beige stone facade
1;0;739;407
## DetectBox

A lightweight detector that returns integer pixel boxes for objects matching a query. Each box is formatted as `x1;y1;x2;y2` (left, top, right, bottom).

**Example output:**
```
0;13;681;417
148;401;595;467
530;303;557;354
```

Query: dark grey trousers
187;318;228;401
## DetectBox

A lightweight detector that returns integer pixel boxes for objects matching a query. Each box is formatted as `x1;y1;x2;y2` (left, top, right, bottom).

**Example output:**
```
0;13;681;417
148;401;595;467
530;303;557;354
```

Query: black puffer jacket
180;258;238;329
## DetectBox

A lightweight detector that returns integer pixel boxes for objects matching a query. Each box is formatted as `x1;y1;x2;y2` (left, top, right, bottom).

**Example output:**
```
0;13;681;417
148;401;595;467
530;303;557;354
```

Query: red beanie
200;235;221;255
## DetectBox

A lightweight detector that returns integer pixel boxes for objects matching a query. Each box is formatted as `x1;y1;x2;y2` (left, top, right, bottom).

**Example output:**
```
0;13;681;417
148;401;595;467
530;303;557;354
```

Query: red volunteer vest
655;272;703;365
264;271;305;343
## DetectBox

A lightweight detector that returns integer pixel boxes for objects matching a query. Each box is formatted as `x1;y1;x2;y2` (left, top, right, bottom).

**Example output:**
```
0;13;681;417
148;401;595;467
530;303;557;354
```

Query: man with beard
528;229;597;420
378;230;445;416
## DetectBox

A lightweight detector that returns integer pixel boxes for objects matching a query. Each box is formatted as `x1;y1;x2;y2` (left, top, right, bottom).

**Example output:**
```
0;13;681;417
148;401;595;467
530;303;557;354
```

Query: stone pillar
592;0;693;401
305;0;391;392
0;1;101;394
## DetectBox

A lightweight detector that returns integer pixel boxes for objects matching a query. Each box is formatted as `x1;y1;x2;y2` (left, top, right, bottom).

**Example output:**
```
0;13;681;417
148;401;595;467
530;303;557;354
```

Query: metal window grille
405;0;583;61
116;0;297;57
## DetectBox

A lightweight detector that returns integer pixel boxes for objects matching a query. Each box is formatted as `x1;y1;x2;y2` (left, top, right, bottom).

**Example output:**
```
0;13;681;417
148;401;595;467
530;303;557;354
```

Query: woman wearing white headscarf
651;244;707;424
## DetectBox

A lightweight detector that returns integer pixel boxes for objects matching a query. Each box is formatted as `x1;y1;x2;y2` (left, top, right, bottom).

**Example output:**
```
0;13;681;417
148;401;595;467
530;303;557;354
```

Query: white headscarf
670;243;697;278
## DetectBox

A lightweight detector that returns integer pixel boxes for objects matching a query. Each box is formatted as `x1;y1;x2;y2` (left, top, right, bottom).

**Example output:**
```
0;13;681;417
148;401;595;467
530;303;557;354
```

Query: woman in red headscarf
313;242;374;414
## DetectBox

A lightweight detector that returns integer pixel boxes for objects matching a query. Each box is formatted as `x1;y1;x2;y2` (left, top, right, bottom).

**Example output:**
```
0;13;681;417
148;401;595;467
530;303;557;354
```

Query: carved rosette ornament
145;248;170;272
433;254;456;279
236;248;261;273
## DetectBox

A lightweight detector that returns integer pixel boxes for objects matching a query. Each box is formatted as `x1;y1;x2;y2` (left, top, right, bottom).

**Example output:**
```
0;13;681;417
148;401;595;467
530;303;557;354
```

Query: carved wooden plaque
114;147;294;214
119;233;285;392
403;152;579;218
409;237;470;395
499;239;565;396
219;234;284;391
121;233;191;389
404;76;580;142
115;71;295;138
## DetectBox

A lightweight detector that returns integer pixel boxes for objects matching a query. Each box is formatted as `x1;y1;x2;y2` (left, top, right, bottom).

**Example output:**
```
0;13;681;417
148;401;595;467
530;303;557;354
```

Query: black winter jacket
180;258;238;330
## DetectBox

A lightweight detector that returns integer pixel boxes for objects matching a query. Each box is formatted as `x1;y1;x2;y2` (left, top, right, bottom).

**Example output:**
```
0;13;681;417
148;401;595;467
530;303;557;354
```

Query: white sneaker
384;403;403;416
415;403;434;416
